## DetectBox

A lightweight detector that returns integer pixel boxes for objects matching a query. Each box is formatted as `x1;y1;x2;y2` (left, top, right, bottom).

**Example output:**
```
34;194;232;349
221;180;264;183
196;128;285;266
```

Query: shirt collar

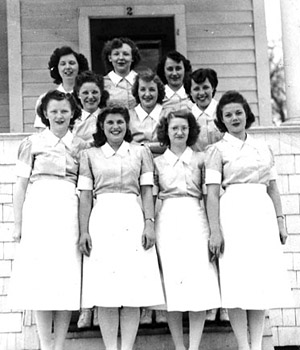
165;85;187;99
101;141;130;158
163;146;193;167
43;128;74;149
81;108;100;121
108;70;137;86
57;84;73;94
135;104;163;123
223;132;253;148
191;99;218;120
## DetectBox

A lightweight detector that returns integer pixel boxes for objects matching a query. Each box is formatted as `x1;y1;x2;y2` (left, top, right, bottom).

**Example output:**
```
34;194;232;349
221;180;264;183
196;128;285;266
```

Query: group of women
9;37;293;350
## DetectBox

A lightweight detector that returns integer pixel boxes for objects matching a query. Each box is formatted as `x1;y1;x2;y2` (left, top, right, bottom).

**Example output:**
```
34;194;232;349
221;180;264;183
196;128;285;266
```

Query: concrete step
65;324;238;350
65;315;274;350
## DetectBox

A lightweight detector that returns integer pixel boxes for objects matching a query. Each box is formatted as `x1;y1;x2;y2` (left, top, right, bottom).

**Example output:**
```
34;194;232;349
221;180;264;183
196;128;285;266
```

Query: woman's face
58;54;79;82
138;80;158;113
103;113;127;148
168;117;189;147
221;103;247;138
164;58;185;90
190;78;214;111
78;82;101;114
44;99;73;136
109;43;133;76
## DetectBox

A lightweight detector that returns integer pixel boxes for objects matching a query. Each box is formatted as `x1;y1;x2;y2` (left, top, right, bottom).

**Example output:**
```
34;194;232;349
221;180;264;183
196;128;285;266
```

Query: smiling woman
33;46;89;130
9;90;88;350
77;105;164;350
102;37;141;109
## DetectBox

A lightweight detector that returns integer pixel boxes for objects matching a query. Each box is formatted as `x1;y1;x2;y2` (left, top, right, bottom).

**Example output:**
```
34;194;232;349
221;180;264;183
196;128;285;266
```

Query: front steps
65;316;274;350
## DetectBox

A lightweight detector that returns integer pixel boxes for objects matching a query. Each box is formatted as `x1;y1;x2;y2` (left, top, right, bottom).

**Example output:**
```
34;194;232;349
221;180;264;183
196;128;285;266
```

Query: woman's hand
13;224;22;243
278;217;288;245
208;231;224;262
142;221;156;250
79;232;92;256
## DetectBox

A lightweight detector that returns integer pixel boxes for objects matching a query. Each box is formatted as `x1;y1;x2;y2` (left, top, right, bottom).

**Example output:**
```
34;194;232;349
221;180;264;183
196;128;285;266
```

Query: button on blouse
154;147;205;200
104;70;137;109
78;141;154;196
191;99;223;152
129;104;163;144
205;132;277;187
16;128;86;184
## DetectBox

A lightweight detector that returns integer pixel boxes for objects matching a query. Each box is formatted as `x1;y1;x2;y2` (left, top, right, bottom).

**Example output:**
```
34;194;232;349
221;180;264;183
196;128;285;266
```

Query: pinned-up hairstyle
215;90;256;132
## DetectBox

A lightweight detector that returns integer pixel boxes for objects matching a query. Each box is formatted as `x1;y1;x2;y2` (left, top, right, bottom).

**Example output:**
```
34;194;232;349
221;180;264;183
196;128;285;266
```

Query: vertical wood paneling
0;1;9;132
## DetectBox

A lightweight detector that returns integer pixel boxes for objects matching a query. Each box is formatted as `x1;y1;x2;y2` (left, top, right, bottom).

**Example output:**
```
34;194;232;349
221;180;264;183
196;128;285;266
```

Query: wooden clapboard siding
0;1;9;132
23;42;78;56
193;64;256;78
23;69;51;83
19;0;262;128
22;29;78;42
187;23;254;38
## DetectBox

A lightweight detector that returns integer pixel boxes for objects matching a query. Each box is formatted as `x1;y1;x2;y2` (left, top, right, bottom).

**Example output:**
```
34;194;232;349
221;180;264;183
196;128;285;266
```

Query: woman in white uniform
10;90;86;350
34;46;89;130
156;51;193;112
154;109;221;350
205;90;293;350
102;37;140;110
78;105;164;350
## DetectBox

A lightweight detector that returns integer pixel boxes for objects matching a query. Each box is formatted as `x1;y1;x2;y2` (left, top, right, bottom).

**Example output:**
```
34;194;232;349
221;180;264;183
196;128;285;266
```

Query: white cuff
205;169;222;184
15;160;31;178
77;175;93;190
140;172;154;186
270;166;278;181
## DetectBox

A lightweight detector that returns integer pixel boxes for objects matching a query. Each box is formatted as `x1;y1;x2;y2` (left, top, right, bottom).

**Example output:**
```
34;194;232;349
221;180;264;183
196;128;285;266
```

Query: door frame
78;4;187;66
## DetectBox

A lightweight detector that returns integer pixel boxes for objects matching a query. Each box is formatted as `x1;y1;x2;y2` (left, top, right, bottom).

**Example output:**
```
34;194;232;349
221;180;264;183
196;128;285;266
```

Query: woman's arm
78;190;93;256
141;185;156;250
13;177;30;242
267;180;288;244
206;183;224;260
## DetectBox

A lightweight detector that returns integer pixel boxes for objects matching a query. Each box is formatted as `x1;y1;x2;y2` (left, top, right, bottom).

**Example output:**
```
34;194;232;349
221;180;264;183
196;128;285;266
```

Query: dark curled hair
215;90;256;132
185;68;219;98
37;90;81;129
131;69;165;104
74;70;109;108
102;37;141;74
93;105;133;147
48;46;89;84
156;50;192;85
156;109;200;147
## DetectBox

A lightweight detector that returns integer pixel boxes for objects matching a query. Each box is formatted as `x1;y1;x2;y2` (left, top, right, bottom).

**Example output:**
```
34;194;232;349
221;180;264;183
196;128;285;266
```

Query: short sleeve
140;146;154;186
77;150;94;190
205;145;222;184
16;137;34;178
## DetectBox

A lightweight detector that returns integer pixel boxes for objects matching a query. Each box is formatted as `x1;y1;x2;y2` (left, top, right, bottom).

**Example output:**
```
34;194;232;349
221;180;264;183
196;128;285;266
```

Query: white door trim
78;5;187;66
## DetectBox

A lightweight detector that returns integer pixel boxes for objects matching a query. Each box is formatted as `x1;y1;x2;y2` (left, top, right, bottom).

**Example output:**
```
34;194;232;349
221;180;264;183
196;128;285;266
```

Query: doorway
90;17;176;74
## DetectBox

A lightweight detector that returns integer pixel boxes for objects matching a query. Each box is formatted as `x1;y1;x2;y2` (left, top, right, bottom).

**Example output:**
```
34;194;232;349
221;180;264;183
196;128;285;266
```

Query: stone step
65;324;238;350
65;316;274;350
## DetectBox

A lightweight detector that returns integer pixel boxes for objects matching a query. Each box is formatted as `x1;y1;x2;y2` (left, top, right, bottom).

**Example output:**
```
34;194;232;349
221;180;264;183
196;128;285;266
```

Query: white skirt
156;197;221;312
219;184;294;309
81;193;165;308
9;180;81;310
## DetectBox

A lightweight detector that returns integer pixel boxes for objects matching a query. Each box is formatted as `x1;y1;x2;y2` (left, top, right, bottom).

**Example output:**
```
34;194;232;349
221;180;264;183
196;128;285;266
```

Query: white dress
154;147;221;312
77;141;165;308
205;132;294;309
9;129;85;310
